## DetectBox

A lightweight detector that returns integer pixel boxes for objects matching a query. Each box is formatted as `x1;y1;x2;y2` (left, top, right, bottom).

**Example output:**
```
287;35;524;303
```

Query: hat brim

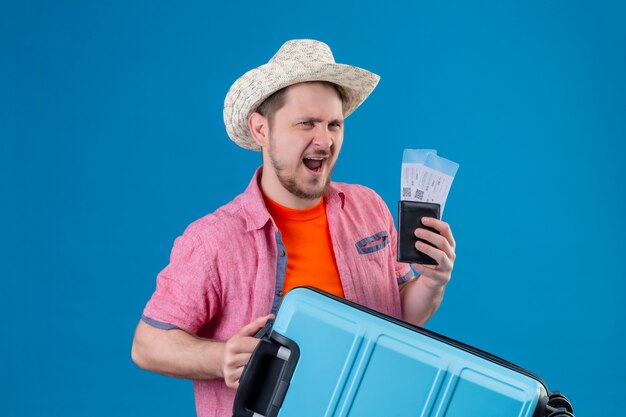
224;61;380;151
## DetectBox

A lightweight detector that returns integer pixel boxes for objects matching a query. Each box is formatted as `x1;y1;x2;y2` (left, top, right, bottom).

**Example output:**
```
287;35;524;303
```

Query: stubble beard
269;145;334;201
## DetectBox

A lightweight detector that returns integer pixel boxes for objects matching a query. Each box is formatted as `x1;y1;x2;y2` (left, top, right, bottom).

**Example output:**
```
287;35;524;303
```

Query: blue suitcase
233;287;574;417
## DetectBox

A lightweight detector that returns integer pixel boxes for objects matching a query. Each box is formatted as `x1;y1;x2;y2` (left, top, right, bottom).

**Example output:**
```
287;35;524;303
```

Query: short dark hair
255;81;344;127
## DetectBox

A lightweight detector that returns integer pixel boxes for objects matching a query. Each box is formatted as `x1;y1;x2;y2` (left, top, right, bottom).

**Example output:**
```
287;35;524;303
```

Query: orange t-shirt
263;195;345;298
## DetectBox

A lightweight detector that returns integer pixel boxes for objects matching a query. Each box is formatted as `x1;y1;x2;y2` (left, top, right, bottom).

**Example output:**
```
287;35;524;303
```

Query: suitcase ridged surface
272;288;546;417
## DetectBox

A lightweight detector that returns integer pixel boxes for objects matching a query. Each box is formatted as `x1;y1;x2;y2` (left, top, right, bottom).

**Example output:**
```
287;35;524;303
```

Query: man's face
266;82;344;201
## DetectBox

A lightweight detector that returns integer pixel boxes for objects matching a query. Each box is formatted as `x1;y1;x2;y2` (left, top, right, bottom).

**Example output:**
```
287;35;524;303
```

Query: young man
132;39;456;417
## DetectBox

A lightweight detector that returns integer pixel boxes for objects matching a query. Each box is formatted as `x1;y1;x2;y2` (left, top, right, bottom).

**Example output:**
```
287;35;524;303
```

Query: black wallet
397;201;441;265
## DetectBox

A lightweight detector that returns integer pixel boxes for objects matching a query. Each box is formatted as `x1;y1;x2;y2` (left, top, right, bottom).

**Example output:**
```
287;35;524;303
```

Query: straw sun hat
223;39;380;151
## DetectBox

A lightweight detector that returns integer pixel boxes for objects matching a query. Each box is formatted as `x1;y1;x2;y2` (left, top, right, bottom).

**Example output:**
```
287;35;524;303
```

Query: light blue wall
2;1;624;416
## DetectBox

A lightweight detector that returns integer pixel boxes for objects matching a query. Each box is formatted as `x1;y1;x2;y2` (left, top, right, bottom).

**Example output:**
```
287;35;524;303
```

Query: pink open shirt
142;168;414;417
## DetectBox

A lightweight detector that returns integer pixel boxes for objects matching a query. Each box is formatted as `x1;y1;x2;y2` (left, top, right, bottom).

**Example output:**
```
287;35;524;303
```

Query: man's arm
399;217;456;326
399;277;445;326
131;314;273;388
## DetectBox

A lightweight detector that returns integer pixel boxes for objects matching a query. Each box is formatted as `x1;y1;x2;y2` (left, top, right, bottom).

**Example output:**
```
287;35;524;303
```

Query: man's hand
411;217;456;290
399;217;456;325
221;314;274;389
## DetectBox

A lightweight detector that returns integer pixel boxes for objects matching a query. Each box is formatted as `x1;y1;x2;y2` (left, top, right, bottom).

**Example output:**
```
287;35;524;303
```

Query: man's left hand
411;217;456;291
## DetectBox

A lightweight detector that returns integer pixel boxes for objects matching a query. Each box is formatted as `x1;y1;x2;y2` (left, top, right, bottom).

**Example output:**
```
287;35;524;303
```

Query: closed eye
297;120;315;128
295;119;343;130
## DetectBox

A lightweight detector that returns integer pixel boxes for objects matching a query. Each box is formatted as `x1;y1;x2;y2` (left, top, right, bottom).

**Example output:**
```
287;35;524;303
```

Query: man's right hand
132;313;274;385
221;314;274;389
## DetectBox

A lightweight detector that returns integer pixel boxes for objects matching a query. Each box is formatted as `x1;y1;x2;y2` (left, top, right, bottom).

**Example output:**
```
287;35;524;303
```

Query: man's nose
312;126;334;149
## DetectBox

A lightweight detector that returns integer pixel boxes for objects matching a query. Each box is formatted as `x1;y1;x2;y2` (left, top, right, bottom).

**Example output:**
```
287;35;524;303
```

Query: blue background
2;1;624;416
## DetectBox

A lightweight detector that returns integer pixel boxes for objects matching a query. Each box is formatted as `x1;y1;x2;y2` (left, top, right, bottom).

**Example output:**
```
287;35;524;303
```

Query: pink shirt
142;168;413;417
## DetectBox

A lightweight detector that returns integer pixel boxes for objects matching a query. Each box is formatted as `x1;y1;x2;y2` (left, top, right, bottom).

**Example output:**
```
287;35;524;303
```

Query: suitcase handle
232;332;300;417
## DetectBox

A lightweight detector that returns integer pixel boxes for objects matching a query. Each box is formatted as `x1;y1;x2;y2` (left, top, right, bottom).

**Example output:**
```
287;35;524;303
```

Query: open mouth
303;157;326;173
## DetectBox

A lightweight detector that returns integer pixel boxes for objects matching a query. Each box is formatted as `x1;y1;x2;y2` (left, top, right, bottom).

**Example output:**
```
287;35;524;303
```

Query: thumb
235;314;274;338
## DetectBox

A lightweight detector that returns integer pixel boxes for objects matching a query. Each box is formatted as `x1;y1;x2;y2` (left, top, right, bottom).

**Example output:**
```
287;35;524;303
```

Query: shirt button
278;290;283;297
279;249;286;257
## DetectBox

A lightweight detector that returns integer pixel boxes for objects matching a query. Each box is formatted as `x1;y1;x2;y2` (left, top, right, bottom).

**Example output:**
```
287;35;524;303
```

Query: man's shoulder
183;193;248;239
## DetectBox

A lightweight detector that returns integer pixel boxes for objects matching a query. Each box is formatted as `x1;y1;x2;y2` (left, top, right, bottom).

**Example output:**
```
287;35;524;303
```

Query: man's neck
259;169;322;210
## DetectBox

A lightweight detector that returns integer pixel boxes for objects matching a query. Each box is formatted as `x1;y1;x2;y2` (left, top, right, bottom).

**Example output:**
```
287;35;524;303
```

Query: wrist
418;275;447;294
202;339;226;379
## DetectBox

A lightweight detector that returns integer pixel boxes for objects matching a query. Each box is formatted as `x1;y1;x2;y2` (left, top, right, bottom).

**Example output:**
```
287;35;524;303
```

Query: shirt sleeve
141;232;219;334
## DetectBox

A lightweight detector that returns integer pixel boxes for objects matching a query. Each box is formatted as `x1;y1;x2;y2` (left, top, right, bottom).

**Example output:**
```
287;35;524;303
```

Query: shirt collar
241;167;273;232
241;167;346;232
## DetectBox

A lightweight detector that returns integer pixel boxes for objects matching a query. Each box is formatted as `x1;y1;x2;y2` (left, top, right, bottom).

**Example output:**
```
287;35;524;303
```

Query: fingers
414;239;453;271
222;338;259;389
415;218;456;263
421;217;456;249
223;314;274;389
223;336;259;389
412;218;456;290
414;229;455;263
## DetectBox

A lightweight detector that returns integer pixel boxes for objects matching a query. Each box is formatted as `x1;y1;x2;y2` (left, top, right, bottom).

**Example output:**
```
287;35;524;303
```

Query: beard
269;145;335;200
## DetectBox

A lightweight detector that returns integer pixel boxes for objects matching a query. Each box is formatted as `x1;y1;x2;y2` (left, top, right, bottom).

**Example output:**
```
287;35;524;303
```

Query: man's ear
248;112;270;148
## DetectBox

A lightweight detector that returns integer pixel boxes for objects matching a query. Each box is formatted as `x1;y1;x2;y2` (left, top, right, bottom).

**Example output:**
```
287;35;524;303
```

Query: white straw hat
223;39;380;151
